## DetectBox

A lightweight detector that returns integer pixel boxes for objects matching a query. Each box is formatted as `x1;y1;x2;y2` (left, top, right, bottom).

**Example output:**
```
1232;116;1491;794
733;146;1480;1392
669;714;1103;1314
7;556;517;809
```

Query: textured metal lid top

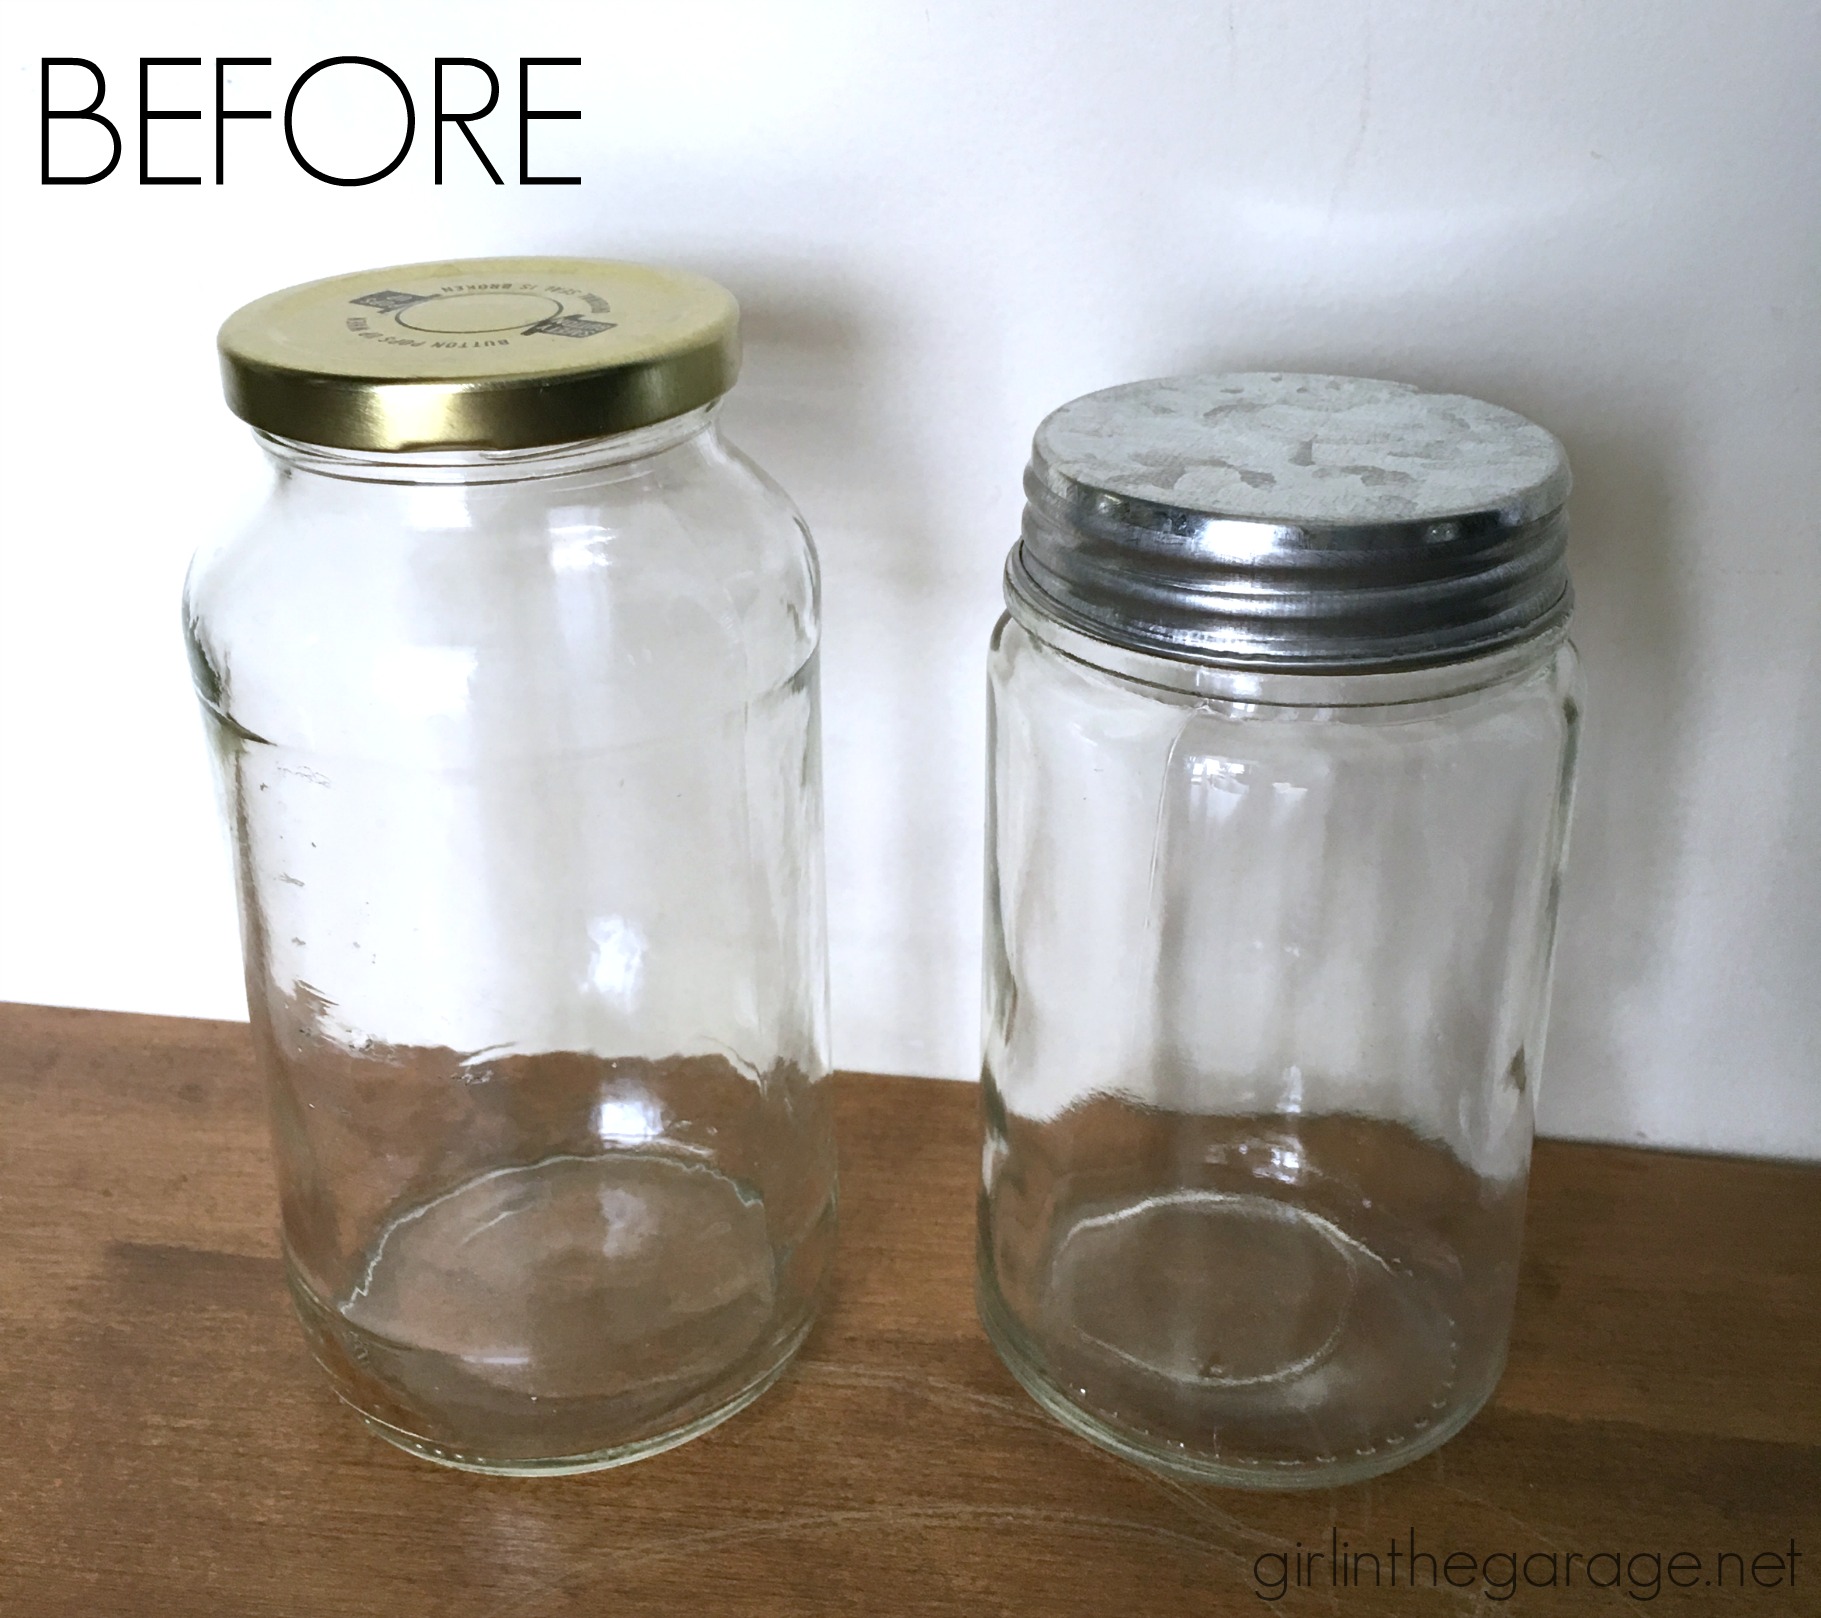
1009;373;1573;671
219;257;739;451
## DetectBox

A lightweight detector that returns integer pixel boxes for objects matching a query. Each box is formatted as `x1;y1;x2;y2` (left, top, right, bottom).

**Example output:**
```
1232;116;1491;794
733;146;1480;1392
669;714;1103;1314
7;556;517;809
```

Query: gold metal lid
218;257;740;451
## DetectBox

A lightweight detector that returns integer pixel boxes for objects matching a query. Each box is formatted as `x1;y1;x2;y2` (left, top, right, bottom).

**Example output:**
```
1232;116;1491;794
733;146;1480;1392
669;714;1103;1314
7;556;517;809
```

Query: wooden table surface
2;1003;1816;1615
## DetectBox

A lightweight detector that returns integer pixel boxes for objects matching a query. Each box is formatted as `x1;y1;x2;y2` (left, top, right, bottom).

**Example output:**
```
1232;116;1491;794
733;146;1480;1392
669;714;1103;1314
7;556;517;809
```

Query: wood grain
2;1002;1816;1615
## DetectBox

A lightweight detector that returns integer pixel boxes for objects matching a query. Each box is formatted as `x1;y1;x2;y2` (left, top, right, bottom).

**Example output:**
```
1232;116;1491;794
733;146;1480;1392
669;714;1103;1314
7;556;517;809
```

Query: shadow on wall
1529;424;1686;1145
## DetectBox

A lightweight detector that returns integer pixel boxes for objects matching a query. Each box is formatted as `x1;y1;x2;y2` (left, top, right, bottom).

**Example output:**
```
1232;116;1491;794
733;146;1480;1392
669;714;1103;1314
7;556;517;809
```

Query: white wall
1;0;1816;1158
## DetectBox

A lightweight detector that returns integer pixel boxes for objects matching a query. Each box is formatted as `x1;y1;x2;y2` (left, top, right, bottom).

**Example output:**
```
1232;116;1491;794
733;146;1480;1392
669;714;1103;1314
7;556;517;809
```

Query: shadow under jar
187;258;836;1473
979;374;1582;1488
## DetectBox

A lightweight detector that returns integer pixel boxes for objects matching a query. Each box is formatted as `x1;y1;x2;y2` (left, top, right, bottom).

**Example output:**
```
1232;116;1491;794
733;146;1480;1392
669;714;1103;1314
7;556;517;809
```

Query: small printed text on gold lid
218;257;740;451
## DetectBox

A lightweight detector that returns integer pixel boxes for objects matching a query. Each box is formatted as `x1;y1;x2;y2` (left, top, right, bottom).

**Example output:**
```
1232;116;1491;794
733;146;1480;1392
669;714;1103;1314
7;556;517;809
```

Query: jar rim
1002;596;1573;711
254;404;719;486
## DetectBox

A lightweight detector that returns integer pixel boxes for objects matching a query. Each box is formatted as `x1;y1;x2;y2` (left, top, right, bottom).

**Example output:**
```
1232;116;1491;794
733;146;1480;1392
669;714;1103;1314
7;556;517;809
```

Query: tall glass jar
187;259;835;1473
980;374;1582;1488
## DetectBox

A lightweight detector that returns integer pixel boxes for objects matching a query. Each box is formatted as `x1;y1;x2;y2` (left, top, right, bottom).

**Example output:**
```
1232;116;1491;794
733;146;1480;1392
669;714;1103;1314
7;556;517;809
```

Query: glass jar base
978;1223;1504;1491
287;1149;828;1473
336;1333;806;1475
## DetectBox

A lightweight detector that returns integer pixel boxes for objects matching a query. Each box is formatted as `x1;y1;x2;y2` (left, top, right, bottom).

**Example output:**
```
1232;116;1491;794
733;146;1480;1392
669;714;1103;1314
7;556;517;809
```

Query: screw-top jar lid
219;257;739;452
1009;373;1573;672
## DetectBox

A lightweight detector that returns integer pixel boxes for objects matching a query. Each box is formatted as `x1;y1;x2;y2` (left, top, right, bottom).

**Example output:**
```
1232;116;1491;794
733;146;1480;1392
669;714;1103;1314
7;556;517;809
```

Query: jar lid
218;257;739;451
1010;373;1573;672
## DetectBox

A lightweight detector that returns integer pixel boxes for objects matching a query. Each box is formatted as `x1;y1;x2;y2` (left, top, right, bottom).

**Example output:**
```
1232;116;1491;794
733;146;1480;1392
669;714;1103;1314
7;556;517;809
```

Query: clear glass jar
978;374;1583;1488
187;259;835;1473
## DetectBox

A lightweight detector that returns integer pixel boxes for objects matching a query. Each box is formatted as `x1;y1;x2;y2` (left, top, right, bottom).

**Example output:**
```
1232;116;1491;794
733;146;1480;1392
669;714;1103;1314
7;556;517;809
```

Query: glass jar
979;374;1582;1488
187;259;836;1473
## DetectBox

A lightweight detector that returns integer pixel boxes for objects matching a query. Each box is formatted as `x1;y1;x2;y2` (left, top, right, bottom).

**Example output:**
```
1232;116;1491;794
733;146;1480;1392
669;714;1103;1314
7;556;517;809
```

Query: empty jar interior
980;613;1580;1487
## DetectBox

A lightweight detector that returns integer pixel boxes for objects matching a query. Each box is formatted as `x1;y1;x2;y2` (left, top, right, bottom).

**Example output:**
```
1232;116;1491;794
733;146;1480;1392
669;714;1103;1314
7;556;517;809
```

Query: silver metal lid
1008;372;1573;671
